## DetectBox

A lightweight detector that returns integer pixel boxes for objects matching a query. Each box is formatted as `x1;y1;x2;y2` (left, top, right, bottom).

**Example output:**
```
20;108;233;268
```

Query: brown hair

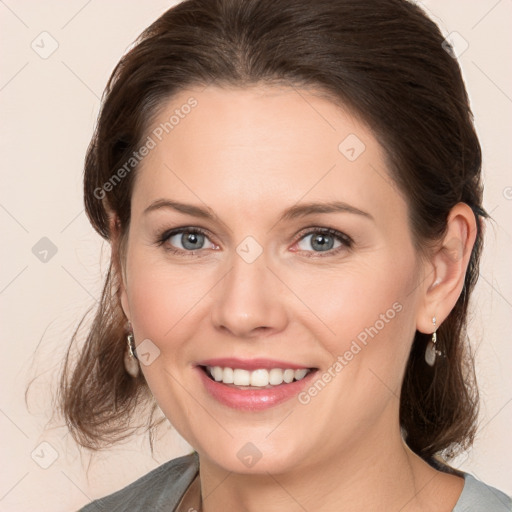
60;0;485;458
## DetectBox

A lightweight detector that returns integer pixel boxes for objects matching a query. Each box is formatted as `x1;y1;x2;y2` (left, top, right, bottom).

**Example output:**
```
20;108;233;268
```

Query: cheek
123;251;208;423
127;269;176;341
293;253;418;377
286;260;418;441
125;247;212;343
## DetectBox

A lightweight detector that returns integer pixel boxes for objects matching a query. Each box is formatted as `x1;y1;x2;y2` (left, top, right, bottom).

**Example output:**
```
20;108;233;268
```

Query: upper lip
196;357;314;371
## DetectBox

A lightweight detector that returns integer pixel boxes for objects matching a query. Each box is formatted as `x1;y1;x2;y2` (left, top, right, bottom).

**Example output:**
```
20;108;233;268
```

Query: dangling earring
124;332;140;378
425;316;442;367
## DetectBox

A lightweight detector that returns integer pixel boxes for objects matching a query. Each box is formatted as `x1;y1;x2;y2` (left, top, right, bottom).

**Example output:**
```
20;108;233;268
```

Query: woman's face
120;85;429;474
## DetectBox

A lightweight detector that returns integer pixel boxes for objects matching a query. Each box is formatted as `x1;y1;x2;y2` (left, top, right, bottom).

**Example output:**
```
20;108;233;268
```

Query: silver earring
124;332;140;378
425;316;442;367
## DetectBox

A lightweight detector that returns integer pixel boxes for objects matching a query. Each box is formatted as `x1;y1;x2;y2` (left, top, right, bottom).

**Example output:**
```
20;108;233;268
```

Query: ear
109;214;132;323
416;202;479;334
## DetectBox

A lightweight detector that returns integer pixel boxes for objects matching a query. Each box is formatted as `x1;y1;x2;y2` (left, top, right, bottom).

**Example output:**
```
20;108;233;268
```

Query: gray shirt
79;452;512;511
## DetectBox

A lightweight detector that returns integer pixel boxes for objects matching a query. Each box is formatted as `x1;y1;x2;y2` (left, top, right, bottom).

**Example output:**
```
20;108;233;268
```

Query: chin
195;437;308;475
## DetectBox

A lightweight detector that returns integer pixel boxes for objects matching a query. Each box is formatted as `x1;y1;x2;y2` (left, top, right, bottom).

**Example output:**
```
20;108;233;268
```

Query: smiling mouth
201;365;316;389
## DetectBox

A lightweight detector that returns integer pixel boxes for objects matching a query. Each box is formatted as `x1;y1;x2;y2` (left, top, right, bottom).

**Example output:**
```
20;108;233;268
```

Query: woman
61;0;511;510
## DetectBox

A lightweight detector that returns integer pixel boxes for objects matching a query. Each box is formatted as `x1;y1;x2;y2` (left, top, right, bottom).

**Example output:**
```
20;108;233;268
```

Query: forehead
131;85;406;224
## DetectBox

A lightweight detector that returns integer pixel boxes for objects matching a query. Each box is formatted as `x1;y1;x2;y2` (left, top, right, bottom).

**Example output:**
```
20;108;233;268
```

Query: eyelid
291;227;353;256
156;226;218;255
294;226;353;244
156;225;353;257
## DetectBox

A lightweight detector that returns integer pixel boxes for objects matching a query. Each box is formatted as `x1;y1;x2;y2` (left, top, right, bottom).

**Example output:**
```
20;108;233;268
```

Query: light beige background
1;1;511;510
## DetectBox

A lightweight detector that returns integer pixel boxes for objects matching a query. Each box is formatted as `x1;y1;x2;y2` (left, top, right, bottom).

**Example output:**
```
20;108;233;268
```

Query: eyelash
155;226;353;258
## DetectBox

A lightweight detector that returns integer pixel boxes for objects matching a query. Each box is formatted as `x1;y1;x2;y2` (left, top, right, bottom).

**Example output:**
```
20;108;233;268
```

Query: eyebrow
143;199;373;222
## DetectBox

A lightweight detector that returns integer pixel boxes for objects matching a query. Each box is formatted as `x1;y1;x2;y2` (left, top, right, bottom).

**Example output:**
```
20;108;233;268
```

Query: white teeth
250;369;269;387
223;367;234;384
233;369;250;386
269;368;284;385
206;366;311;386
283;369;295;383
294;369;308;380
212;366;223;382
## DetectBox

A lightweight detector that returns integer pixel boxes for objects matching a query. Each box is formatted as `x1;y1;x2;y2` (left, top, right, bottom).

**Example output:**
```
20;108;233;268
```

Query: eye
294;228;352;256
156;226;352;257
158;227;217;253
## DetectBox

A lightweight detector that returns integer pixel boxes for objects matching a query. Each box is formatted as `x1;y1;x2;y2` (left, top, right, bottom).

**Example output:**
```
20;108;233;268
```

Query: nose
210;248;289;339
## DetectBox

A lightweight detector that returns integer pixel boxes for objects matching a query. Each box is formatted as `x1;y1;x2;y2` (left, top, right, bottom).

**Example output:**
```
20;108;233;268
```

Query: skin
117;85;476;511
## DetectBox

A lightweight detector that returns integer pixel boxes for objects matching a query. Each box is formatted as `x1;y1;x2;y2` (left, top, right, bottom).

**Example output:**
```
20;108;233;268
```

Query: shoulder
78;451;199;512
427;456;511;511
453;473;512;512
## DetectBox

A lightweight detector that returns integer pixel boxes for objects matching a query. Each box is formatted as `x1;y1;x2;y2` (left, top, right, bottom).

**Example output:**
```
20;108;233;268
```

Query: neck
197;416;452;512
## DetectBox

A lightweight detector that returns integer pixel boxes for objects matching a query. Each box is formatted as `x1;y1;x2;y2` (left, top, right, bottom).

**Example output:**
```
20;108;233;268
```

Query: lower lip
197;367;316;411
